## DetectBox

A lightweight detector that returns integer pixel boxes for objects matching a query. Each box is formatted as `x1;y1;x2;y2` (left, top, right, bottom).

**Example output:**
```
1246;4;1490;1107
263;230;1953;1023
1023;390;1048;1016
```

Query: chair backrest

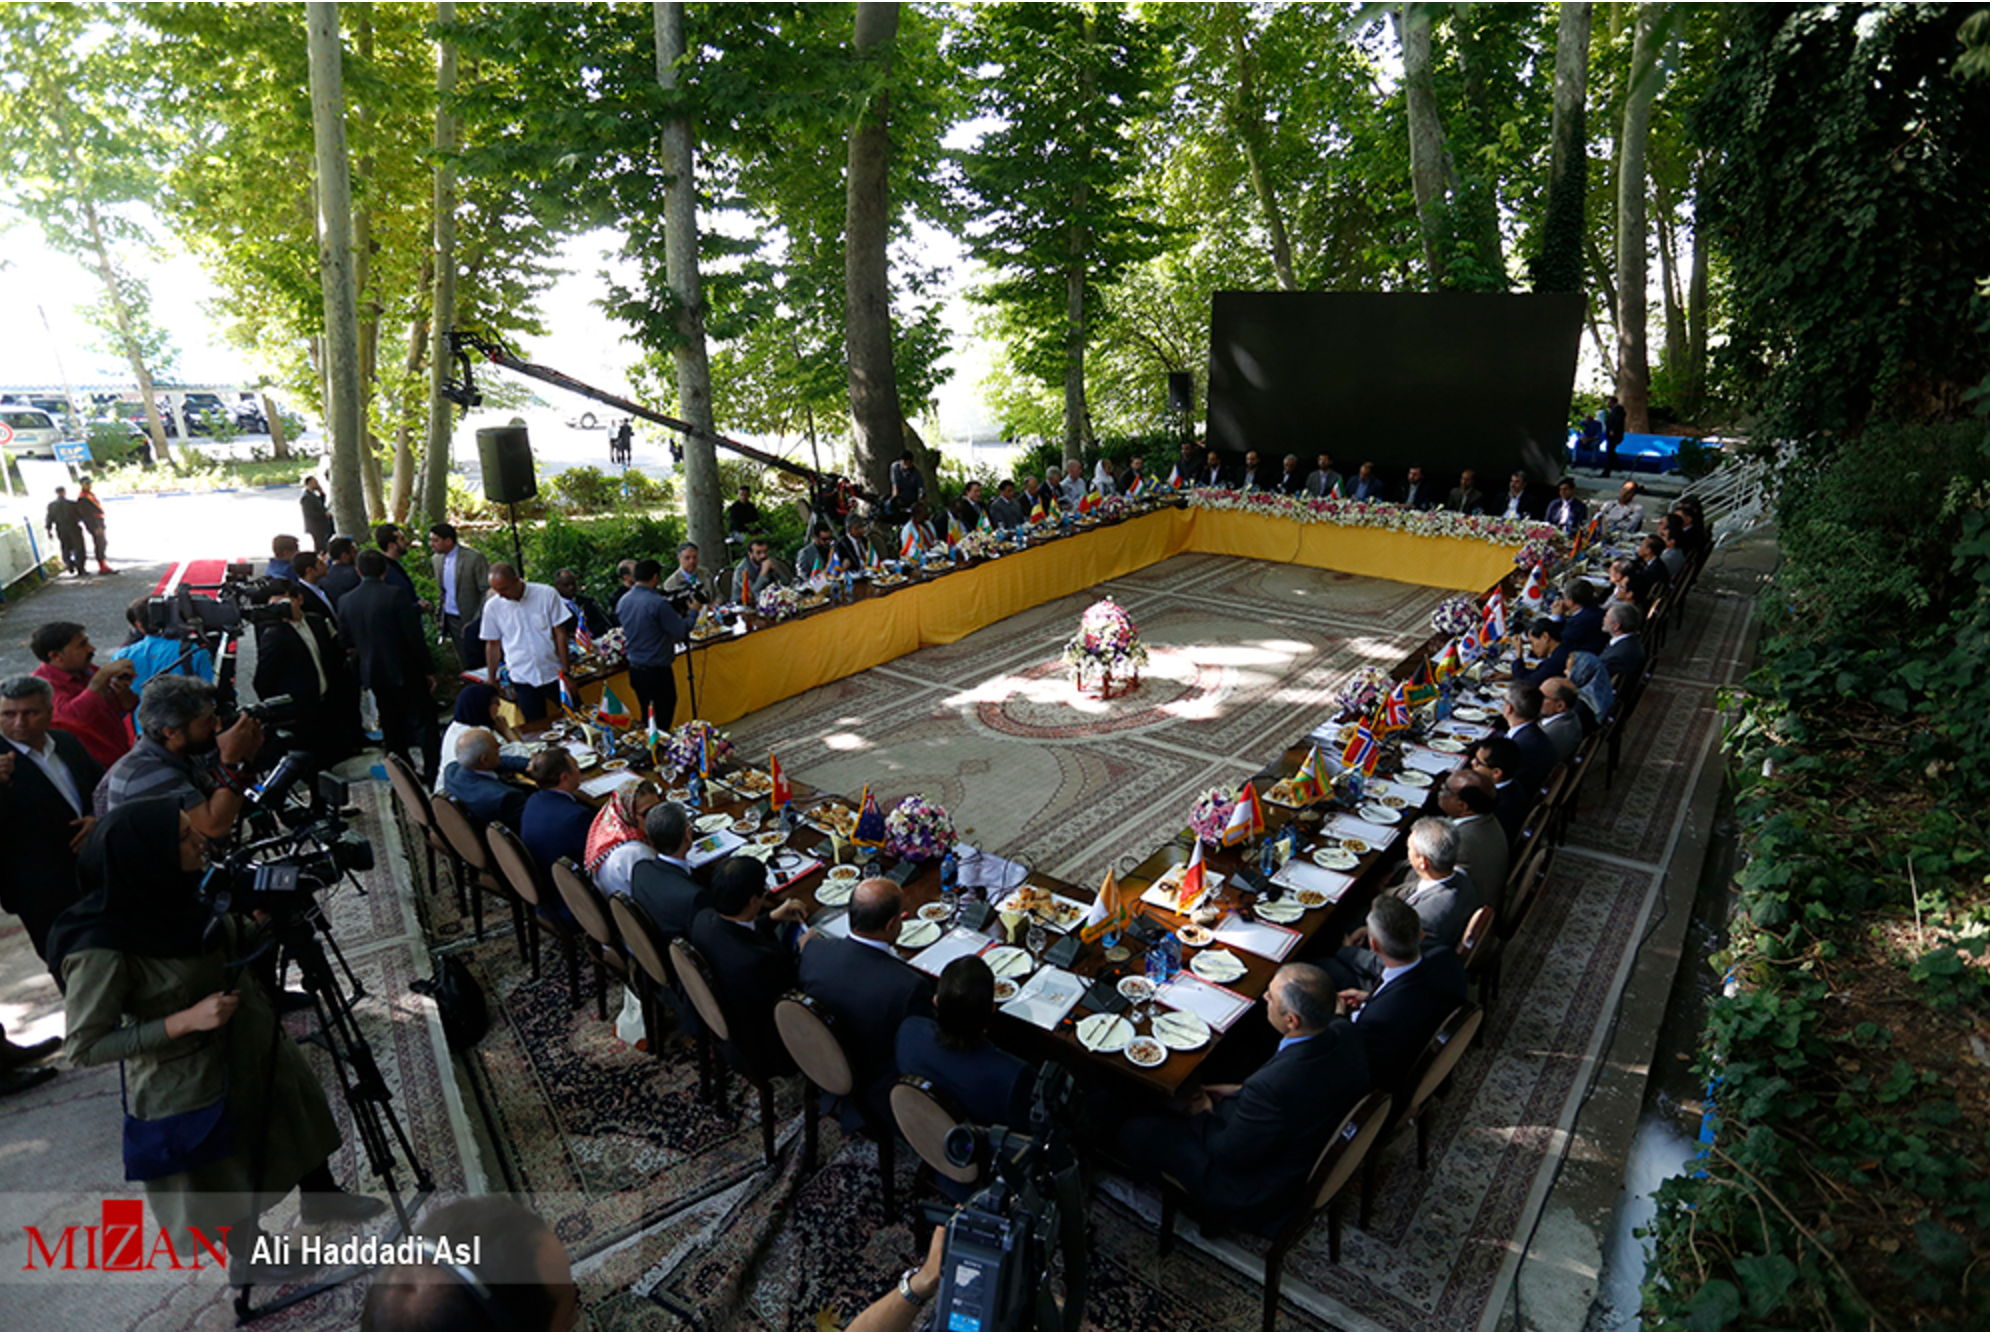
891;1077;979;1186
1402;1004;1484;1125
669;938;732;1043
485;822;545;909
430;793;491;872
1306;1089;1394;1212
1456;905;1497;973
383;752;435;830
1505;837;1556;928
775;992;855;1097
610;896;675;993
551;857;618;951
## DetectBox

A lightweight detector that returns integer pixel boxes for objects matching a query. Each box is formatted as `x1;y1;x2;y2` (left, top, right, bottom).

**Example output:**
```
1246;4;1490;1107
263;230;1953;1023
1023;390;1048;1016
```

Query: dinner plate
1312;847;1359;871
917;903;952;923
1358;803;1403;825
1076;1013;1134;1054
1176;924;1213;948
1125;1037;1168;1068
1426;737;1468;753
1340;838;1372;855
983;946;1033;980
1295;887;1332;909
668;787;691;801
1394;769;1433;787
815;880;855;907
730;819;759;835
693;813;731;834
992;978;1020;1002
754;831;788;847
825;865;861;883
1117;975;1155;1002
1190;948;1246;983
1454;706;1494;722
1255;898;1304;925
1152;1010;1211;1051
896;919;942;950
602;758;629;771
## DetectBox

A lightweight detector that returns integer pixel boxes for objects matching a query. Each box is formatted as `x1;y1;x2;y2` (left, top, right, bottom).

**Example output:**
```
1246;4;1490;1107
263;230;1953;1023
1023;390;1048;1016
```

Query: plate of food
815;879;855;908
668;787;691;801
992;978;1020;1002
1190;948;1246;983
1341;838;1372;856
1379;794;1409;809
601;758;629;772
694;813;732;834
1264;776;1315;808
807;803;860;838
995;885;1088;932
1313;847;1359;871
754;830;788;847
983;946;1033;980
1358;803;1403;825
1117;975;1155;1002
1394;769;1433;788
730;818;759;836
1076;1013;1134;1054
1125;1036;1168;1068
1176;923;1213;948
1426;736;1468;754
825;864;862;884
690;625;728;642
727;770;775;797
1295;887;1331;909
1254;898;1304;925
1152;1010;1211;1051
917;903;952;923
872;574;908;589
1454;706;1494;723
896;919;942;950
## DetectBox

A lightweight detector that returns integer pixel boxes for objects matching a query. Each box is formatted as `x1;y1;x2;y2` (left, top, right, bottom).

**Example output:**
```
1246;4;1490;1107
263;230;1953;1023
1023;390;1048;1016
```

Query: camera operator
109;595;216;695
251;578;353;770
613;558;690;728
96;674;264;843
50;800;384;1280
843;1226;945;1332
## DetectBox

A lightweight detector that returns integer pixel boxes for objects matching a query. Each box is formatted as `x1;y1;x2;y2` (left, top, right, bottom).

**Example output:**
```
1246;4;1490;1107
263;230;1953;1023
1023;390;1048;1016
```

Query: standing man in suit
1339;897;1470;1098
299;476;335;551
1399;465;1438;511
374;523;423;605
0;674;103;961
1493;472;1531;520
1545;478;1588;534
628;802;708;943
798;877;936;1127
1602;394;1627;478
429;523;490;669
689;858;811;1076
321;536;362;608
1330;819;1480;988
897;955;1036;1130
338;548;439;779
1599;603;1649;684
252;580;353;768
1113;963;1371;1219
1447;469;1486;514
1305;452;1343;499
1440;768;1510;910
1501;682;1557;790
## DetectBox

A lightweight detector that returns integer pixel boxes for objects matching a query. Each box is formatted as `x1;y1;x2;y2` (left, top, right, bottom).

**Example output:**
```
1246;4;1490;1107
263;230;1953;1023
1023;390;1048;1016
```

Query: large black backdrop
1205;291;1584;488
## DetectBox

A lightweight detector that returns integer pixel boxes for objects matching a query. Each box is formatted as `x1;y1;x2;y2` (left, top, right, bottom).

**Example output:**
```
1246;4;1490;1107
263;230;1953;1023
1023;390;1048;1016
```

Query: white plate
896;919;941;950
1152;1010;1211;1051
1117;975;1156;1002
1255;898;1304;924
983;946;1033;979
1358;803;1403;825
1426;737;1468;754
825;865;861;883
1076;1013;1134;1054
993;978;1020;1002
1394;769;1433;787
1454;706;1494;722
1312;847;1359;871
694;813;731;834
917;903;951;923
1190;949;1246;984
1125;1037;1168;1068
754;831;788;847
816;880;854;907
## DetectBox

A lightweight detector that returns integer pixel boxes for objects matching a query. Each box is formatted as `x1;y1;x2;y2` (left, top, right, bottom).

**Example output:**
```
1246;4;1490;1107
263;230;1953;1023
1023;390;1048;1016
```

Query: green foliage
514;511;687;612
85;423;143;469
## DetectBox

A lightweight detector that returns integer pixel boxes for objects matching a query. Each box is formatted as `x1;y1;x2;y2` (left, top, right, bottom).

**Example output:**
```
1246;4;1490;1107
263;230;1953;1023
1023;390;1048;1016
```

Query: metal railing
1683;444;1786;546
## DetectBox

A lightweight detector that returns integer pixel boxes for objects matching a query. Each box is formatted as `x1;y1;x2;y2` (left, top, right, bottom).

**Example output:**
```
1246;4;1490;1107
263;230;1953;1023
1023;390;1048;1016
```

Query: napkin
1326;814;1400;846
1269;860;1355;900
909;927;992;977
1000;966;1085;1031
1189;948;1247;983
1212;914;1300;962
1153;1010;1212;1050
1075;1013;1134;1053
579;770;645;799
1156;974;1253;1032
1253;898;1305;925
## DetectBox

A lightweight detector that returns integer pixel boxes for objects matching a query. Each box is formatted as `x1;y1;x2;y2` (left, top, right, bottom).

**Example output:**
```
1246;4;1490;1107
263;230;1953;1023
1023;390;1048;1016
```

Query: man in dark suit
1399;465;1439;511
1501;682;1558;791
1539;679;1585;760
689;858;810;1077
1599;603;1649;684
628;802;707;943
1348;461;1386;501
252;580;353;768
798;877;936;1127
1196;450;1228;489
520;751;595;876
1447;469;1487;515
321;536;362;608
1339;897;1470;1099
1492;471;1531;520
1274;454;1306;495
0;674;103;961
897;955;1035;1131
1472;735;1531;847
1554;578;1610;656
1330;818;1480;989
1545;478;1588;534
1518;617;1571;687
337;548;439;778
1114;963;1371;1219
373;523;423;606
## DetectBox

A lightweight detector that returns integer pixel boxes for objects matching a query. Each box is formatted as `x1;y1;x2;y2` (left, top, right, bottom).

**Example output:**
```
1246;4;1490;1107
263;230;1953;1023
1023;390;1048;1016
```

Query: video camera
925;1064;1088;1332
201;766;373;922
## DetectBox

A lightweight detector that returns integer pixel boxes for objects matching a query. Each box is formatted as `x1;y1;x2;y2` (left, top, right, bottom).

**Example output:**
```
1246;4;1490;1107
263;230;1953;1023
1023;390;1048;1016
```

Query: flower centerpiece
1188;786;1239;842
1513;536;1557;571
663;719;735;775
1334;666;1393;719
591;626;628;667
755;583;805;622
1430;595;1478;638
1061;597;1149;694
956;528;1001;561
885;794;957;862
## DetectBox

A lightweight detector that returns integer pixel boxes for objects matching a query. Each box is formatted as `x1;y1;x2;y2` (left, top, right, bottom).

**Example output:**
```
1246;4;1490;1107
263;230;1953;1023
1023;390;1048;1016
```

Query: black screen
1205;291;1585;488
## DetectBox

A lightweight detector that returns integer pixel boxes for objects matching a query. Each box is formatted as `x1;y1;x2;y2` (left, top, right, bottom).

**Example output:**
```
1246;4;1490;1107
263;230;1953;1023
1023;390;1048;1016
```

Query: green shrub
86;423;143;468
522;511;687;606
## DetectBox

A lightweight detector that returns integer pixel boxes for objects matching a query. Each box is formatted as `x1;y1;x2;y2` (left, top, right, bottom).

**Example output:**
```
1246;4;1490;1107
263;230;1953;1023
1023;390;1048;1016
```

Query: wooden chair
550;857;631;1021
891;1076;982;1197
669;937;748;1130
1499;829;1556;940
776;991;895;1214
430;793;525;950
1160;1090;1393;1332
1605;666;1652;788
1456;905;1501;1007
486;822;582;998
604;895;678;1059
1361;1004;1484;1225
383;752;453;906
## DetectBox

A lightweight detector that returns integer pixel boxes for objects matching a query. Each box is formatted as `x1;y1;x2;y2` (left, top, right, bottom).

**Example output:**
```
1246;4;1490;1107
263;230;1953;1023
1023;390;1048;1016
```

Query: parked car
0;407;65;459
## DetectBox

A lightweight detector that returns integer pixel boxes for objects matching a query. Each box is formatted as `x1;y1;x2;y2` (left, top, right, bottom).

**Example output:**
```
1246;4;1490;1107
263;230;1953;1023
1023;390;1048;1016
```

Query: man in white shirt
480;563;573;723
1598;480;1647;536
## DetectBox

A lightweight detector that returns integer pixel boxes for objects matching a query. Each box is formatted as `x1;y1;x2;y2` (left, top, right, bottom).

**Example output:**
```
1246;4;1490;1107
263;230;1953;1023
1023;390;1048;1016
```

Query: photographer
30;620;137;769
96;674;264;842
613;558;690;728
251;578;353;769
50;800;384;1279
109;596;215;694
843;1227;944;1332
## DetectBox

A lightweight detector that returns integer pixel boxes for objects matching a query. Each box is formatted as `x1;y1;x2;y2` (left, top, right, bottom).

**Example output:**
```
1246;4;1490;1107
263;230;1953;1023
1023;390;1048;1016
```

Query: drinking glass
1026;920;1048;961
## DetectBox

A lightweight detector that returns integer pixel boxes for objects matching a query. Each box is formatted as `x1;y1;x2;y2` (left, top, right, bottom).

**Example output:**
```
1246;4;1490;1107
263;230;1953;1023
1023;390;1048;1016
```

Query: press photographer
95;674;265;841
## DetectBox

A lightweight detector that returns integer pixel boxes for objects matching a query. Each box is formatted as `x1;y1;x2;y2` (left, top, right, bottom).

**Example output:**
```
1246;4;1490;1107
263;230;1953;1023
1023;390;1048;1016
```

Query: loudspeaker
1167;371;1194;414
476;426;537;504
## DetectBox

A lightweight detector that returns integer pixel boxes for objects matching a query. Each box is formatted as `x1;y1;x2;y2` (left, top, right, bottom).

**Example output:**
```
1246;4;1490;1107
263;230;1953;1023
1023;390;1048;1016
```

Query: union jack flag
1381;681;1412;732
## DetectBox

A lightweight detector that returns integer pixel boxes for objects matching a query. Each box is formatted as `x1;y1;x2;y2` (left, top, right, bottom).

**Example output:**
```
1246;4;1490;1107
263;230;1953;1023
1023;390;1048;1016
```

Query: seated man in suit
1;673;104;966
1471;735;1531;848
442;727;530;829
897;955;1036;1134
628;802;706;943
1638;534;1674;592
1196;450;1228;489
1273;454;1306;495
1448;469;1487;515
1348;460;1386;501
1545;478;1588;534
1538;678;1584;761
520;750;594;875
688;857;810;1077
1551;578;1609;657
731;537;793;604
1329;818;1480;989
663;541;719;607
1236;450;1269;492
1500;682;1557;792
1599;602;1649;684
1399;464;1438;511
1492;471;1530;520
1439;767;1509;910
1338;896;1471;1098
794;523;841;579
1599;479;1647;536
1112;963;1371;1221
797;877;936;1129
1518;616;1571;686
1115;455;1149;497
1304;452;1343;499
987;480;1028;529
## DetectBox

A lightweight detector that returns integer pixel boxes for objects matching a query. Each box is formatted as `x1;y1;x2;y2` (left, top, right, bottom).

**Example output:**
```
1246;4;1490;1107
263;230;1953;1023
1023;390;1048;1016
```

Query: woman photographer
49;799;383;1282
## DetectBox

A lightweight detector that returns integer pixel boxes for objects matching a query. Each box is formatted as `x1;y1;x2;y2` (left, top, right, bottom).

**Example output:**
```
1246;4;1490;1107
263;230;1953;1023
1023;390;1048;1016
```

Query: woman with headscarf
584;781;662;898
1091;458;1117;497
434;682;515;795
49;799;381;1280
1565;651;1615;734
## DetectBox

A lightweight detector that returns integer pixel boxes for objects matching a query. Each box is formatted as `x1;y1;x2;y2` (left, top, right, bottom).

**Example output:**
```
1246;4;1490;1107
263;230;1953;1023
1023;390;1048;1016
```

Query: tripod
232;906;435;1323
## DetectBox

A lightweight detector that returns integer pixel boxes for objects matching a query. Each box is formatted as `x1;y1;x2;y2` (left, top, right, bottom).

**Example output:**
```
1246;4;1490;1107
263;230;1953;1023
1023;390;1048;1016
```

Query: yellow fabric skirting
567;506;1509;727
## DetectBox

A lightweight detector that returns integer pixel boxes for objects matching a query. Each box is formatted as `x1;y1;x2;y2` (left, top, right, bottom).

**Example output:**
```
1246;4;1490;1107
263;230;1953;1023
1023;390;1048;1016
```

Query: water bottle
686;770;704;811
940;847;959;896
1163;930;1183;979
1145;940;1167;990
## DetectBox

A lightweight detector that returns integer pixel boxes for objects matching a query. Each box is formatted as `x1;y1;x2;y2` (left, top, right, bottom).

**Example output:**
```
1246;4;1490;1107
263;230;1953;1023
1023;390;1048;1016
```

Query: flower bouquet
885;794;957;862
1187;787;1239;842
662;720;735;775
1334;665;1393;719
1513;537;1557;571
755;583;805;622
1430;595;1478;638
1061;597;1149;693
956;528;1001;561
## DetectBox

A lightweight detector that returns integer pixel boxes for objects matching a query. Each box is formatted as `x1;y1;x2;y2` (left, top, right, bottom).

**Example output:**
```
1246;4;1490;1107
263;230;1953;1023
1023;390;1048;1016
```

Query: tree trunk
1683;173;1708;420
1614;2;1663;434
1220;9;1296;291
391;291;425;521
306;1;368;539
263;393;289;458
422;0;459;528
1395;5;1452;288
1653;170;1687;414
352;6;386;522
844;1;904;498
1449;14;1507;289
1062;7;1096;462
654;1;723;563
1530;1;1591;293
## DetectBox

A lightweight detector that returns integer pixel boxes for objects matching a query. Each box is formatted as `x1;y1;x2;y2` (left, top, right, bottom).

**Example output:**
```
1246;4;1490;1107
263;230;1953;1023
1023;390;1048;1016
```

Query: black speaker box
1167;371;1194;414
477;426;537;504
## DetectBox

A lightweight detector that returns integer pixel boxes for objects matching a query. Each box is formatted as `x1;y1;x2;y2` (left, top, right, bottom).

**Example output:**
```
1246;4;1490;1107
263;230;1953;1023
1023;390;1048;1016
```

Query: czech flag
1166;464;1184;490
1521;563;1547;609
1342;719;1379;775
1175;839;1208;913
852;785;887;848
769;753;791;810
1221;782;1266;846
595;682;633;729
1483;587;1507;642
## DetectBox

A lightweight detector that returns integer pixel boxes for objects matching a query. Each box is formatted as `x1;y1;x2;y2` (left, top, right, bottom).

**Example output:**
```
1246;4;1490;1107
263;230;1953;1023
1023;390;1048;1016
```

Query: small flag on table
1221;782;1266;846
1296;746;1333;801
900;529;922;560
595;683;632;728
1166;463;1183;490
1341;720;1379;776
1520;563;1547;610
946;511;965;543
1329;478;1344;499
572;618;595;655
1079;866;1131;945
1483;587;1507;643
1432;640;1463;684
1405;661;1439;708
557;673;580;717
645;705;662;764
696;725;711;778
769;753;791;811
1381;680;1412;732
852;785;887;848
1175;839;1208;913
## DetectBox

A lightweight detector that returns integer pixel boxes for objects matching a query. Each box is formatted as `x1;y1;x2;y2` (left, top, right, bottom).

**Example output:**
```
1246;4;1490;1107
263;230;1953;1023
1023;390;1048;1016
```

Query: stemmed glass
1025;918;1048;962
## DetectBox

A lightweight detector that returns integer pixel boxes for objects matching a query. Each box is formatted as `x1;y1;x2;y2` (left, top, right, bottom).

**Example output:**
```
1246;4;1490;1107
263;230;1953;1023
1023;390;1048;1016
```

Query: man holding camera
95;674;263;842
615;558;691;729
110;596;216;695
